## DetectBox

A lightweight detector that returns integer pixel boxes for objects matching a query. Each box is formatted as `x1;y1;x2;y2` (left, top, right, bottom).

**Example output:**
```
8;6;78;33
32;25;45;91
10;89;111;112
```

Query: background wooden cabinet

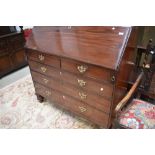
0;27;27;78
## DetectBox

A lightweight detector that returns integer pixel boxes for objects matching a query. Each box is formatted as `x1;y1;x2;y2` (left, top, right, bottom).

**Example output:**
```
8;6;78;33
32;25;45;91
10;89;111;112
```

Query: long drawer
61;58;113;82
27;50;60;68
61;70;113;98
62;82;111;114
34;82;109;128
32;71;111;113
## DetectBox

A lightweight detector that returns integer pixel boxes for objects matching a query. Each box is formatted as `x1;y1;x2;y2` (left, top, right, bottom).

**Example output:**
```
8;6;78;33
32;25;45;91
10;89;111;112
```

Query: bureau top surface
25;26;131;70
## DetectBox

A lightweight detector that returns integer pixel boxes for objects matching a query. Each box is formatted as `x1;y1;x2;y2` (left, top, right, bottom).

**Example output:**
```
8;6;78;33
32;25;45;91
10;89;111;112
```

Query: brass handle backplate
77;79;86;87
45;90;51;96
38;54;44;61
79;92;87;99
77;65;88;73
43;78;48;84
111;76;115;82
41;67;47;73
79;106;87;113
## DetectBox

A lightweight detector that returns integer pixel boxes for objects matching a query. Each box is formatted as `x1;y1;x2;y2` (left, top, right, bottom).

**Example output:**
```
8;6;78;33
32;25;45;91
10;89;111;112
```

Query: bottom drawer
34;82;110;128
60;93;109;128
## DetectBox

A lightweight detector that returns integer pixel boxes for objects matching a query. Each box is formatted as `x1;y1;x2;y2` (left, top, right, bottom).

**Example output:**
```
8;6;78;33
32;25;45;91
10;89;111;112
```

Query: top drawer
61;58;113;82
27;50;60;68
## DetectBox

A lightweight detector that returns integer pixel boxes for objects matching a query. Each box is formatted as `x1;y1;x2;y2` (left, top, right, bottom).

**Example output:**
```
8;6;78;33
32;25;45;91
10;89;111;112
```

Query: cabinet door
9;34;25;50
0;55;12;77
11;49;26;67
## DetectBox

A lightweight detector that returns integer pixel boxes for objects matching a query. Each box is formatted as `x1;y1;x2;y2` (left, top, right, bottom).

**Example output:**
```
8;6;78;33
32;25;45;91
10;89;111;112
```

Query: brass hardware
38;54;44;61
43;78;48;84
79;106;87;113
126;61;135;66
33;46;37;50
41;67;47;73
68;26;72;29
144;64;150;69
100;88;104;91
111;76;115;82
45;90;51;96
77;65;88;73
79;92;87;99
77;79;86;87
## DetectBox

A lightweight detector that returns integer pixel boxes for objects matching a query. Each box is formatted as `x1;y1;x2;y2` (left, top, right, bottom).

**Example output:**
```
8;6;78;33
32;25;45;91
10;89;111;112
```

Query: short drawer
31;71;62;92
61;71;113;98
61;58;113;82
62;82;111;114
29;60;61;79
27;50;60;68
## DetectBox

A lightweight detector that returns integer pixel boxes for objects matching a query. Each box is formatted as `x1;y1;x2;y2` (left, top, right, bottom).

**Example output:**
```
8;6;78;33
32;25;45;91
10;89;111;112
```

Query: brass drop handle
68;26;72;29
45;90;51;96
77;65;88;73
111;76;115;82
79;92;87;99
79;106;87;113
77;79;86;87
38;54;44;61
43;78;48;84
41;67;47;73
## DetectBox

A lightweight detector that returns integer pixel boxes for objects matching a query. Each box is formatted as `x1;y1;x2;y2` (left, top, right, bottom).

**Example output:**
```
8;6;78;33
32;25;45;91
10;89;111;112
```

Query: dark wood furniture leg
36;94;44;103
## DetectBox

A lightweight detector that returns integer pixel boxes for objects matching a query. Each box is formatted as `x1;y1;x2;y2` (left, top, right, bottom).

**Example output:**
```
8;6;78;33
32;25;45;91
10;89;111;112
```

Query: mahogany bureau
25;26;139;128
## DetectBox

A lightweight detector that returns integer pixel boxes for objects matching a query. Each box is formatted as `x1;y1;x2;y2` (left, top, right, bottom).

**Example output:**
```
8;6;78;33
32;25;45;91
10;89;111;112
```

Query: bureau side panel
112;27;140;113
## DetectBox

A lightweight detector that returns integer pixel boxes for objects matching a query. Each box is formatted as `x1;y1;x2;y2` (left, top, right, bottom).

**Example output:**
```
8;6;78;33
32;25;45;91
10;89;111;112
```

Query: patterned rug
0;75;95;129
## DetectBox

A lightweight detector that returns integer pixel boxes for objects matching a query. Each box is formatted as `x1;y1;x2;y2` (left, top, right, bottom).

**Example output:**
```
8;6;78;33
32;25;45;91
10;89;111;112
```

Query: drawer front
27;50;60;68
29;60;61;79
62;82;111;114
34;82;109;128
31;71;62;92
61;71;113;98
61;94;109;128
34;82;62;102
32;70;111;114
61;58;113;82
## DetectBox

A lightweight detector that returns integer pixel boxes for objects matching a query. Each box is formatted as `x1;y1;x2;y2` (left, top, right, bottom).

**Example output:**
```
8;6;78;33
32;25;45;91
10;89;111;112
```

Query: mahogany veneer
25;26;139;128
